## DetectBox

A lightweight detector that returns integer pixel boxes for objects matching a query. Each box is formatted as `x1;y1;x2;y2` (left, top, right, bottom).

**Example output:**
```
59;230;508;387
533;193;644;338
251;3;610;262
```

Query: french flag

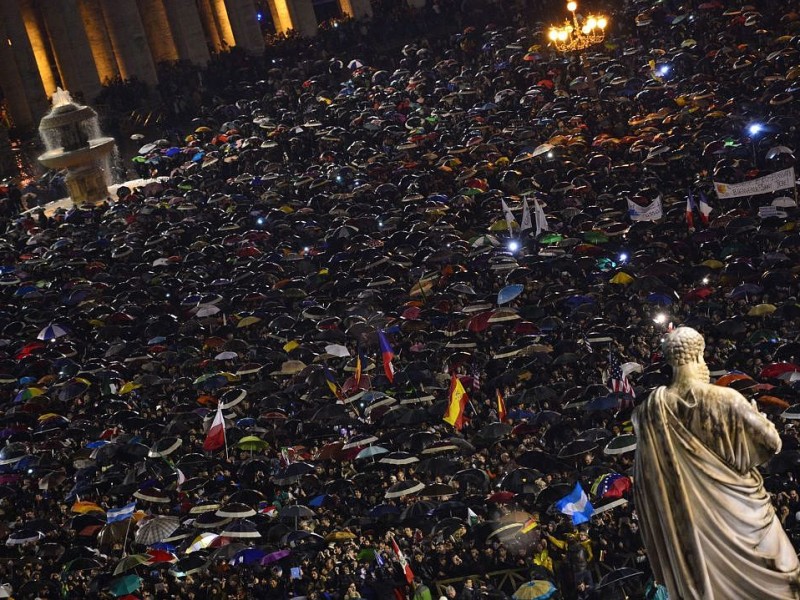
377;329;395;383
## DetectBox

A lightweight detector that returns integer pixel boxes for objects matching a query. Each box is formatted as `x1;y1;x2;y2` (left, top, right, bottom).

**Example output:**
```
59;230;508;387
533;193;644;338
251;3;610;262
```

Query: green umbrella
236;436;269;452
113;554;150;575
538;232;563;244
357;548;379;561
583;230;609;244
109;574;142;597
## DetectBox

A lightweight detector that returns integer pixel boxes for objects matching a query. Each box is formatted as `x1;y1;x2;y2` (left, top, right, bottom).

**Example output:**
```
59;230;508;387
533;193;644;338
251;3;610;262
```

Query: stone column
197;0;224;52
339;0;372;20
162;0;211;66
78;0;120;85
38;0;103;104
19;0;57;96
98;0;159;87
224;0;265;54
284;0;318;37
211;0;236;49
136;0;179;65
266;0;292;34
0;0;49;128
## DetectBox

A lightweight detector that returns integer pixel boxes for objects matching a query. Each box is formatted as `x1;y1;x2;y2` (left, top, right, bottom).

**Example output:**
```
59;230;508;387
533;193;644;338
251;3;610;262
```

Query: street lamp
547;1;608;52
746;122;764;166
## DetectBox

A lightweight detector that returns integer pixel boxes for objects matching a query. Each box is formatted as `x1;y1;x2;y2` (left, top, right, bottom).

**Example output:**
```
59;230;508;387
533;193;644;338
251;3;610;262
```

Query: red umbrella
467;311;493;332
486;491;516;504
760;363;800;379
683;287;714;302
147;550;177;564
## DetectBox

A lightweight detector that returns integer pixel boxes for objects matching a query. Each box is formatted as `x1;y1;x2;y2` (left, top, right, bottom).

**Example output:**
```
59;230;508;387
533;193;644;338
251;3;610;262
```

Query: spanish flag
354;348;363;388
443;374;468;431
496;388;507;422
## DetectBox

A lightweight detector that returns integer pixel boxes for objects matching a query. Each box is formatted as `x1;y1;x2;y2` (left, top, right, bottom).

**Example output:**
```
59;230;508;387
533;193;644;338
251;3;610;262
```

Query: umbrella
135;516;180;546
513;580;557;600
596;568;644;589
385;480;425;499
109;574;141;597
498;284;525;305
37;323;68;341
236;436;269;452
605;434;637;455
113;554;150;575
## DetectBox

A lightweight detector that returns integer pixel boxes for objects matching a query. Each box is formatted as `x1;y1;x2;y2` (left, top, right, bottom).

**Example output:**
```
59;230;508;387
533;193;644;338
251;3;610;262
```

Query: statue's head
663;327;709;382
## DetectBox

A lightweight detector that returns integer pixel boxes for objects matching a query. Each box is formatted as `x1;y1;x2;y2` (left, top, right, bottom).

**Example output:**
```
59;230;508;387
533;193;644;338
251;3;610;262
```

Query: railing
434;567;529;597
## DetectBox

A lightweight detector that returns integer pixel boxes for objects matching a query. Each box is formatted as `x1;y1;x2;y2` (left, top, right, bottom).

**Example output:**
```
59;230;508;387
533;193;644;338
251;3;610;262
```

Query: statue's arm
730;391;782;463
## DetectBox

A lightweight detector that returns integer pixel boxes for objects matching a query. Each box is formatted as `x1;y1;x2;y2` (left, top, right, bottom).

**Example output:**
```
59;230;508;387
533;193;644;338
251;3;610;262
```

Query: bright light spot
547;151;553;158
508;240;520;252
303;247;310;253
748;123;763;136
702;277;709;284
257;217;265;225
653;313;667;324
567;1;577;12
378;221;383;228
657;64;670;76
619;252;628;262
597;17;607;28
257;11;263;21
333;22;339;28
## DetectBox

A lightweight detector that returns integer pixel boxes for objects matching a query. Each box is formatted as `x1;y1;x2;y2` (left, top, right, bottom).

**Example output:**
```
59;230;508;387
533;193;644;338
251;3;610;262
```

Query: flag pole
121;516;133;558
222;406;229;461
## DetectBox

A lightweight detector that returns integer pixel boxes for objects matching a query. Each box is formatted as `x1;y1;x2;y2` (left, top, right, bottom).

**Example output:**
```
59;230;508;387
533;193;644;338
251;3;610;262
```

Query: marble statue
633;327;800;599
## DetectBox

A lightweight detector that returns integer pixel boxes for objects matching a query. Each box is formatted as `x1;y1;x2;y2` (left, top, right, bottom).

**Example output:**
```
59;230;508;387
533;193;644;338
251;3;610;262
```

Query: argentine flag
107;501;137;524
555;483;595;525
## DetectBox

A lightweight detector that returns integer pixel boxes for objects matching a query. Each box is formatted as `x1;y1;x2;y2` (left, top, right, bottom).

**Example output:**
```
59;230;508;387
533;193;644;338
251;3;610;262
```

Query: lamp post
746;122;763;167
547;1;608;53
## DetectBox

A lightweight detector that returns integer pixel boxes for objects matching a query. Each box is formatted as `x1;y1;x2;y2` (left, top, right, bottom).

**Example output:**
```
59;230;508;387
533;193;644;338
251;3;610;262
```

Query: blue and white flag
106;501;137;523
555;483;594;525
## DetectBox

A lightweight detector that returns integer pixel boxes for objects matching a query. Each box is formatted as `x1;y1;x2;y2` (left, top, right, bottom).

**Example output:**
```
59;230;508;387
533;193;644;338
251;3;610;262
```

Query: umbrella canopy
513;580;557;600
135;516;180;546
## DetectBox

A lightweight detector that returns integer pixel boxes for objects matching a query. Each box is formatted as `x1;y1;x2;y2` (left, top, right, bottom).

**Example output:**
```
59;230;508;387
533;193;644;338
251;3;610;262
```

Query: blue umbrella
498;284;524;305
230;547;266;566
165;147;181;157
585;394;621;412
37;323;68;341
646;292;674;305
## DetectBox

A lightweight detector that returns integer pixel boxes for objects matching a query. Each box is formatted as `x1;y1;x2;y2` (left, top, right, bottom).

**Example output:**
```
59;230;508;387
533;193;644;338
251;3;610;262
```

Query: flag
501;198;517;234
534;198;549;235
377;329;395;383
202;402;226;451
686;190;695;229
555;483;595;525
176;468;186;491
354;348;364;388
496;389;507;422
391;536;414;584
607;350;635;398
470;360;481;393
443;374;468;430
521;514;539;534
107;501;137;524
323;364;343;400
520;198;532;232
467;508;479;526
698;190;712;225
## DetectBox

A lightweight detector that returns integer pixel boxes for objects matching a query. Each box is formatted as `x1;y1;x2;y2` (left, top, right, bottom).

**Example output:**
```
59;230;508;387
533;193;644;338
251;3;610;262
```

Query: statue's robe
633;383;800;599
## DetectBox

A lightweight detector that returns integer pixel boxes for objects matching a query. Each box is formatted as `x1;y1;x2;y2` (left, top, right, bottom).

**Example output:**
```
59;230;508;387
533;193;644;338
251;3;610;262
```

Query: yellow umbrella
701;259;724;269
610;272;634;285
119;382;142;394
236;315;262;328
748;303;777;317
325;531;356;542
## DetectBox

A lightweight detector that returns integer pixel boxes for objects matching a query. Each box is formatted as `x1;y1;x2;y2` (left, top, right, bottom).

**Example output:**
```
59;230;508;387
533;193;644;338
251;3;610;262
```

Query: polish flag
202;403;226;451
391;536;414;583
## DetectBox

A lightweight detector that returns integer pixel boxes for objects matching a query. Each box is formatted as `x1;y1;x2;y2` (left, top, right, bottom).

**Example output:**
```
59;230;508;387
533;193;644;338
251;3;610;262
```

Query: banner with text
627;196;663;221
713;167;796;199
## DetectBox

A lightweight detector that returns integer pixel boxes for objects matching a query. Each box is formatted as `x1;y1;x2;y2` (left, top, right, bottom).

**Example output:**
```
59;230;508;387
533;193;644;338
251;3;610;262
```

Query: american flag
608;351;635;397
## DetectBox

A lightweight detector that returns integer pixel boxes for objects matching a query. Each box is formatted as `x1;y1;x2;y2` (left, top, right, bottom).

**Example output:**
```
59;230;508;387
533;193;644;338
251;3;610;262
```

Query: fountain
37;88;116;207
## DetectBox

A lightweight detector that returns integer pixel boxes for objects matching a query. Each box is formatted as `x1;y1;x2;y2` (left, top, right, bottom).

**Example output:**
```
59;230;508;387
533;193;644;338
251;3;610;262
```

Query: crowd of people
1;0;800;598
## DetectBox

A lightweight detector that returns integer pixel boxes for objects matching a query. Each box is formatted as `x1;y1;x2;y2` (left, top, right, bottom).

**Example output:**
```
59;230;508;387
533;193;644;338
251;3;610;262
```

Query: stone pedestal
65;163;110;207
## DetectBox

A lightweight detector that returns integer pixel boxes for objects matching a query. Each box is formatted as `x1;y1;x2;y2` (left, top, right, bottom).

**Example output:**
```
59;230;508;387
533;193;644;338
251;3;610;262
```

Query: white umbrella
214;351;238;361
194;304;220;318
324;344;350;357
37;323;68;341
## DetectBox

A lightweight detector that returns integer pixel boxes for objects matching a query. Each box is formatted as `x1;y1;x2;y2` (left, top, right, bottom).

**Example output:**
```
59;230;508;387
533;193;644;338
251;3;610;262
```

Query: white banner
713;167;796;199
627;196;663;221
